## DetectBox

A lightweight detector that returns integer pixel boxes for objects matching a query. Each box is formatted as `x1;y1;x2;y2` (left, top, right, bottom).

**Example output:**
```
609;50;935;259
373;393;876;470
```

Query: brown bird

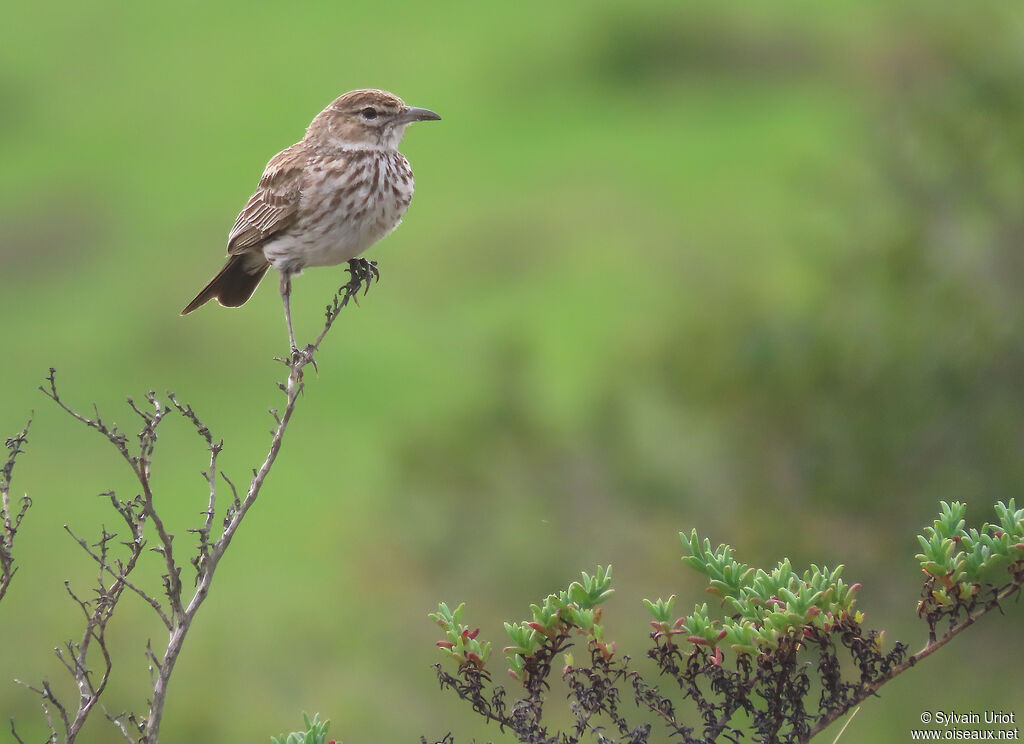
182;89;441;351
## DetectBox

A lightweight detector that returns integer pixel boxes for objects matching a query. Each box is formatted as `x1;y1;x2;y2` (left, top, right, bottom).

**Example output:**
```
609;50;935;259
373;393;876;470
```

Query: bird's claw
339;258;380;307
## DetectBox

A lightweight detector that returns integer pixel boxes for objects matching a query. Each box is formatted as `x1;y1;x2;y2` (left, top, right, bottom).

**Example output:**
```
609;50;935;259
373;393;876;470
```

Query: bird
181;89;441;352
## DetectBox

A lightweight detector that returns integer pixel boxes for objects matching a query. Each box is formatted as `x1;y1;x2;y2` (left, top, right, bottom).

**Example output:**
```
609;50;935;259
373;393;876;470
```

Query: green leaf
643;595;676;622
272;713;330;744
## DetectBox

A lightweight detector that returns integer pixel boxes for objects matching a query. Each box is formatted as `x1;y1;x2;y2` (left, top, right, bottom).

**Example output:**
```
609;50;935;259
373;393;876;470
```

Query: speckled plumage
256;148;414;274
181;89;440;334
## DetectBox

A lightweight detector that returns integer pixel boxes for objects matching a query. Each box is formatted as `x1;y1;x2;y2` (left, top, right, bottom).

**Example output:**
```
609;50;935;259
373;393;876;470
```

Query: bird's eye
360;107;378;120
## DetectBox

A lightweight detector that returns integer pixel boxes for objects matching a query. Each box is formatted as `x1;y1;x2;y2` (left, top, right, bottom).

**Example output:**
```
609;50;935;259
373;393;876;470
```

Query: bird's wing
226;144;307;254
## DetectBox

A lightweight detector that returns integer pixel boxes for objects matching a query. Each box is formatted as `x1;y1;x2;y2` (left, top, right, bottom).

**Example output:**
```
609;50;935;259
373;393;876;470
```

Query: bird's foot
339;258;380;307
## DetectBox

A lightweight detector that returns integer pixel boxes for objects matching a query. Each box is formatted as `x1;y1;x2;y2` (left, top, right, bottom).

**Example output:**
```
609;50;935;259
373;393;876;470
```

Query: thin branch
106;711;138;744
143;345;310;739
139;279;360;742
1;417;33;603
801;579;1023;742
171;391;222;582
17;430;149;743
64;523;171;631
28;276;362;744
131;394;183;624
16;679;70;741
41;371;131;459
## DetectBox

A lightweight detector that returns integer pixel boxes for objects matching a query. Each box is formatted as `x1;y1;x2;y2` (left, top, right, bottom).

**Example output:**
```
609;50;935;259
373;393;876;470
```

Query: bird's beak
401;106;442;123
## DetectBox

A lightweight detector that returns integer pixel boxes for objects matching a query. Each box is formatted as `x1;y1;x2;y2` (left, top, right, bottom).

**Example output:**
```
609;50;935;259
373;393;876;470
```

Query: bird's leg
339;258;381;307
279;270;298;353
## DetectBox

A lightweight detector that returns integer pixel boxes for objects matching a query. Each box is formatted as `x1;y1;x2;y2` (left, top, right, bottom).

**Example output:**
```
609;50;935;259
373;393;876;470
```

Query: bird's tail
181;254;270;315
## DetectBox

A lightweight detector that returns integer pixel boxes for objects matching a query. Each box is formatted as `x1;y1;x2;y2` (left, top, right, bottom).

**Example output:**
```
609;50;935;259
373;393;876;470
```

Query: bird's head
307;89;441;150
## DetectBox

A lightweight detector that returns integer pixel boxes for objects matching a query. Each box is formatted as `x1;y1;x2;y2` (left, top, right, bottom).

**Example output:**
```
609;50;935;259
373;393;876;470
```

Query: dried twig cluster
8;272;375;744
1;418;33;603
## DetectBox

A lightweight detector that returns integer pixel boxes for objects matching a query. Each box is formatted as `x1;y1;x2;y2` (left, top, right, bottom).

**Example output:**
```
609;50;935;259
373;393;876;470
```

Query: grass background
1;1;1022;741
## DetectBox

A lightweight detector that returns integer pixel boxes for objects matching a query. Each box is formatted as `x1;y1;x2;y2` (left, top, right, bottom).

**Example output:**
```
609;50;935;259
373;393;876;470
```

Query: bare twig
142;289;337;740
22;522;145;743
169;393;220;582
24;278;362;744
0;418;32;603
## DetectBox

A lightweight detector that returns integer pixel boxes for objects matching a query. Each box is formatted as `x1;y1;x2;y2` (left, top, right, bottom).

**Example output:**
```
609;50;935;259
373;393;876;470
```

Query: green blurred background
1;0;1022;741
